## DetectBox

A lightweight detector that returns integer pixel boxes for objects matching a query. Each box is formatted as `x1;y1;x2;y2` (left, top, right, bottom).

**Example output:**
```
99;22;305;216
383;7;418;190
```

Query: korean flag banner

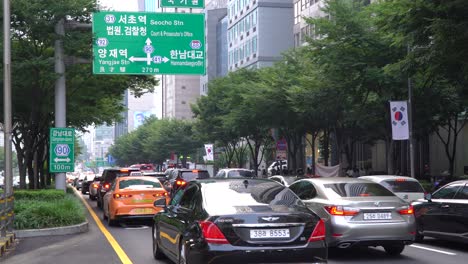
390;101;409;140
204;144;214;161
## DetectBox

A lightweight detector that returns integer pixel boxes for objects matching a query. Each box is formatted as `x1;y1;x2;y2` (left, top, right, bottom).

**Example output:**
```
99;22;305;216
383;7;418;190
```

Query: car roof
298;177;372;184
219;168;252;171
192;178;274;185
115;176;162;182
359;175;419;182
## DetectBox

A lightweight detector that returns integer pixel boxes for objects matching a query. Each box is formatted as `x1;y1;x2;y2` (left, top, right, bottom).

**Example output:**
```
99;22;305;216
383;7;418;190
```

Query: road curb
14;221;88;238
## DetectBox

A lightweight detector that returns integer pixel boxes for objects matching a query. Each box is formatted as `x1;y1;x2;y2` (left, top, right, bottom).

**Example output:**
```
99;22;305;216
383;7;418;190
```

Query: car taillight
113;193;132;199
103;183;111;190
176;180;186;186
308;219;326;242
92;183;99;188
398;205;414;215
153;192;168;197
324;205;360;216
198;221;229;244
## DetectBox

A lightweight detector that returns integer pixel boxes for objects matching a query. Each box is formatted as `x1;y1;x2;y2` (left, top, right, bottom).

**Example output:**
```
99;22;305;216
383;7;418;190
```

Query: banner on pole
204;144;214;161
390;101;409;140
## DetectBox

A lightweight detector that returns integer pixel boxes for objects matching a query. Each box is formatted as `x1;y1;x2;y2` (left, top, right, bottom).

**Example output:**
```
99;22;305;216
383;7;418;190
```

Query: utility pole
407;44;416;178
54;19;67;191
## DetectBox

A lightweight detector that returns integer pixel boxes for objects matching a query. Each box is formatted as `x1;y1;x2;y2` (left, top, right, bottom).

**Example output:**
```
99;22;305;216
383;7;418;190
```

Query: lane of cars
75;167;467;264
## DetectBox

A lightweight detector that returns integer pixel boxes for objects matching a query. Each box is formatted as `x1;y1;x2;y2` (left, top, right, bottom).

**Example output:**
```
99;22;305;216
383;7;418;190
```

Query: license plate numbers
363;212;392;220
131;208;153;214
250;229;290;239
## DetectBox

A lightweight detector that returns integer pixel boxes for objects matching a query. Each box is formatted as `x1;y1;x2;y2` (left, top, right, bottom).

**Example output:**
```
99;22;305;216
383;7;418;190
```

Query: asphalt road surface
4;192;468;264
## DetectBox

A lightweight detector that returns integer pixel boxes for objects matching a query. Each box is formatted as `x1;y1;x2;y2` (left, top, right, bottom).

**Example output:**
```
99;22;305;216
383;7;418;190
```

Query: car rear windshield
119;179;161;189
324;182;395;197
180;171;210;181
227;170;254;178
203;180;305;214
381;180;425;193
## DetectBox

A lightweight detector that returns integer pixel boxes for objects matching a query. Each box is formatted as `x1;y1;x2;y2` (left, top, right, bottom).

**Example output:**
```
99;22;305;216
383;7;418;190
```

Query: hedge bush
14;188;86;230
14;189;66;201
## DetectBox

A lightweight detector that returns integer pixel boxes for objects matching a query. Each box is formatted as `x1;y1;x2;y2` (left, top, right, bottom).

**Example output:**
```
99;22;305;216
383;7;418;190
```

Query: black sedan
413;179;468;243
152;178;327;264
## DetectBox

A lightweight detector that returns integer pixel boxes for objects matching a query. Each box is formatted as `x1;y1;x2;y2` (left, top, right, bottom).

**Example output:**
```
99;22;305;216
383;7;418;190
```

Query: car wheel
152;224;165;259
89;195;96;201
178;242;188;264
383;244;405;255
81;188;86;195
97;197;102;209
415;231;424;242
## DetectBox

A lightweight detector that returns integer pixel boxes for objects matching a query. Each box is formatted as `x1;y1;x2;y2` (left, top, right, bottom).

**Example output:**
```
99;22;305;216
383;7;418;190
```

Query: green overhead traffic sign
161;0;204;8
49;128;75;173
92;12;205;75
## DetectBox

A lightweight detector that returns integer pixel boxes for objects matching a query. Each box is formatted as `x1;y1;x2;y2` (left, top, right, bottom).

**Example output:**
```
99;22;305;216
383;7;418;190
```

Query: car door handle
441;205;450;208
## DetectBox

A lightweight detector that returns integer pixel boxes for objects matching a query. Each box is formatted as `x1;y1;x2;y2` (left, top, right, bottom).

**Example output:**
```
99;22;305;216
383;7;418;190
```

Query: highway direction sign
92;12;205;75
49;128;75;173
161;0;204;8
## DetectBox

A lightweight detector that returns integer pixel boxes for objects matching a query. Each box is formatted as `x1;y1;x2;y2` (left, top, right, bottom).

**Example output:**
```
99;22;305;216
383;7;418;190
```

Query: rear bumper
188;243;327;264
327;216;416;247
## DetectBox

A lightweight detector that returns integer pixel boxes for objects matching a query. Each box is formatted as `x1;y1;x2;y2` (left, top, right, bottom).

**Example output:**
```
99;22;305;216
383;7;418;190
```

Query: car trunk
214;210;319;247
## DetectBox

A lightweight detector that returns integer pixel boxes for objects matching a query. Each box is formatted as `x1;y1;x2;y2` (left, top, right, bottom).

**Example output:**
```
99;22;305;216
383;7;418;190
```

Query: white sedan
359;175;426;202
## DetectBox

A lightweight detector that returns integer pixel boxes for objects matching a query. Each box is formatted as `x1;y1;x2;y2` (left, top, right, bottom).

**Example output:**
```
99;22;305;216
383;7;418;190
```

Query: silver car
289;177;416;255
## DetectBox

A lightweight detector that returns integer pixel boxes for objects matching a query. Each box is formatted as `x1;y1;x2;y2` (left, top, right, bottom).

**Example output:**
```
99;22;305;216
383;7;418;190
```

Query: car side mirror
424;193;432;202
154;198;167;208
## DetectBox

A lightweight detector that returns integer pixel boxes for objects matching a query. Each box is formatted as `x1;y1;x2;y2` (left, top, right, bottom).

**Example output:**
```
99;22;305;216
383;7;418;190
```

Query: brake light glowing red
308;219;326;242
398;205;414;215
113;193;132;199
324;206;359;216
395;178;407;182
198;221;229;244
103;183;111;190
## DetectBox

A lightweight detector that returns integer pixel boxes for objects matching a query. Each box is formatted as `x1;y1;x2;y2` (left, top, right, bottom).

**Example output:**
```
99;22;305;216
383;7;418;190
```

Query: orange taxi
102;176;168;226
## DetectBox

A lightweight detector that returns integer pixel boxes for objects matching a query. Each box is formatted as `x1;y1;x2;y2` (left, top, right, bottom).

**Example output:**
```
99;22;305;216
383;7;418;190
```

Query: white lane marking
410;244;457;256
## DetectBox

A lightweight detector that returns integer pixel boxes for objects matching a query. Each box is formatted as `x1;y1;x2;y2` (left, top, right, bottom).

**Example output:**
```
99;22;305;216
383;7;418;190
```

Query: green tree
0;0;156;189
372;0;468;177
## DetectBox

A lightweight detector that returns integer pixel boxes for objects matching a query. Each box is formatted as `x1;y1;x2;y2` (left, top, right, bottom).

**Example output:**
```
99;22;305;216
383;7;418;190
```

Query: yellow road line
75;189;133;264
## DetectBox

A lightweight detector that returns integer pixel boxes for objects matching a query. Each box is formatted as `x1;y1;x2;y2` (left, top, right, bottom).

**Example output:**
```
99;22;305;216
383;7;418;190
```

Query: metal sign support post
54;19;67;192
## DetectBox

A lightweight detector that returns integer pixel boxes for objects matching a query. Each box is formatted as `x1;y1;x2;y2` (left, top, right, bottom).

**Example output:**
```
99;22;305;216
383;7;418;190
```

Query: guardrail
0;190;14;238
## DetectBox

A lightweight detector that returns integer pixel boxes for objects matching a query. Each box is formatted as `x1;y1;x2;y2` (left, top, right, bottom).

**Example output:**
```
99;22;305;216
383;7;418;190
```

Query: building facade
227;0;294;71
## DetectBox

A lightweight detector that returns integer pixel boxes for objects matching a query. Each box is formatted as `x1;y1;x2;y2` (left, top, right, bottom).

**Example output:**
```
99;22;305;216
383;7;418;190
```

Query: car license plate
363;212;392;220
250;229;290;239
131;208;153;214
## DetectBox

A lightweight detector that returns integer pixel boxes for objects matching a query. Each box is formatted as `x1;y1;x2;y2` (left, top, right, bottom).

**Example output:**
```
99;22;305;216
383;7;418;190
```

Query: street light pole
2;0;14;236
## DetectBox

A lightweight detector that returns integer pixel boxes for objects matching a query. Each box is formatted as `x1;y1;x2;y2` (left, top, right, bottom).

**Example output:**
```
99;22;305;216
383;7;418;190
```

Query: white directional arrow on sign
162;57;170;63
54;157;71;163
129;56;152;63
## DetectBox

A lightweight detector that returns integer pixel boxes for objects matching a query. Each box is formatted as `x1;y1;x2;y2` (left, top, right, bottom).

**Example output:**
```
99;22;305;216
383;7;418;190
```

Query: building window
252;10;257;26
252;36;257;54
301;0;310;11
294;2;300;24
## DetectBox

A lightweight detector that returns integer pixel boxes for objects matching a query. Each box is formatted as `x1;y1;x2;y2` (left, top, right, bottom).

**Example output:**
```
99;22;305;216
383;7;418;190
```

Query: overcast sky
98;0;139;11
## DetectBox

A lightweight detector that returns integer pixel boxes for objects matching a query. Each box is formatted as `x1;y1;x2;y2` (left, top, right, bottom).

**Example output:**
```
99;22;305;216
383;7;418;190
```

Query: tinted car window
454;184;468;199
180;171;210;181
289;181;317;200
324;182;395;197
227;170;254;178
381;180;425;193
179;186;201;210
119;179;161;189
433;183;463;199
202;180;305;215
